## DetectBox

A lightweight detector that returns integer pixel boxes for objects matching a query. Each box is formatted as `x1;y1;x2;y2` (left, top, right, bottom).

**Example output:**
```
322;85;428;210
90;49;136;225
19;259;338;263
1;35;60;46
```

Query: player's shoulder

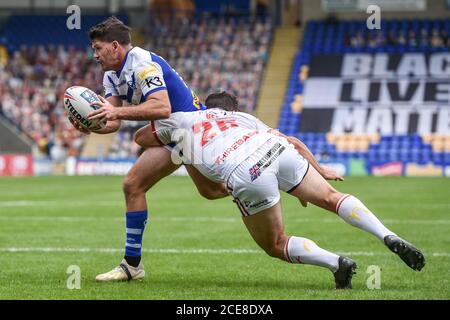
161;111;195;129
128;47;163;76
200;108;230;119
103;70;116;82
128;46;150;62
233;111;258;120
232;111;270;129
128;47;155;66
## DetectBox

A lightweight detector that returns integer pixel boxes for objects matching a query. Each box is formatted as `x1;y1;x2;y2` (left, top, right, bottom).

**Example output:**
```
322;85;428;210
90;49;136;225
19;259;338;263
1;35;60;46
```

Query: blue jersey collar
116;47;134;77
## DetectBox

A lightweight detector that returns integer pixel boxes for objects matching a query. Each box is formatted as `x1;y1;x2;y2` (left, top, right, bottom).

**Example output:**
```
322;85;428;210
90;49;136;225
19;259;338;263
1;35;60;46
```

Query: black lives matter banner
301;53;450;135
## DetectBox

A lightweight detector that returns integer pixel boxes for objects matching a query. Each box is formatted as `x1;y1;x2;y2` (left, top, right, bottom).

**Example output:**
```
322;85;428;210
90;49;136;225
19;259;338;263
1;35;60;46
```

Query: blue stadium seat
279;18;450;168
2;15;129;50
433;153;443;165
443;153;450;165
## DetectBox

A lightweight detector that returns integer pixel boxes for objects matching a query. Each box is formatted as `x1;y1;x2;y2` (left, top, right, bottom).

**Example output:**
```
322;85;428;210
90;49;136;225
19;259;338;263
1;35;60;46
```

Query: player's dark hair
89;16;131;45
205;91;240;112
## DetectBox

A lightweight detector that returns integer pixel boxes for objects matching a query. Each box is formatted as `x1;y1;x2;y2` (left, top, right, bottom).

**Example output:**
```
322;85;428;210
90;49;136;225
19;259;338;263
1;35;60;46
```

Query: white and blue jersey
103;46;205;112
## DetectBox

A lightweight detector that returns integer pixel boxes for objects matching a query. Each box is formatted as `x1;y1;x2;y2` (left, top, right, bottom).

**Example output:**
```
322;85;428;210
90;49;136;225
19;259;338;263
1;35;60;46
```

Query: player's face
91;40;119;71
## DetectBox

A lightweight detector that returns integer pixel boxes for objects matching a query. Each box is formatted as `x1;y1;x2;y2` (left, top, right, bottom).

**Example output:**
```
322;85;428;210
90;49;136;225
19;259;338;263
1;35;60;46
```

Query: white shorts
226;138;309;216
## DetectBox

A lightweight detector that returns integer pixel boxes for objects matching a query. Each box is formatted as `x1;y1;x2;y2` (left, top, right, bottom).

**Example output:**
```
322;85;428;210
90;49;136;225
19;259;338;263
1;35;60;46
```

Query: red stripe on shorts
233;199;248;217
234;198;250;217
150;121;164;146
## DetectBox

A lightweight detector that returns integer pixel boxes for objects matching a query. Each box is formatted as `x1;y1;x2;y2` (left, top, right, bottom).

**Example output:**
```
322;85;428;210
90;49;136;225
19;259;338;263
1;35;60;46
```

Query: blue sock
124;210;148;261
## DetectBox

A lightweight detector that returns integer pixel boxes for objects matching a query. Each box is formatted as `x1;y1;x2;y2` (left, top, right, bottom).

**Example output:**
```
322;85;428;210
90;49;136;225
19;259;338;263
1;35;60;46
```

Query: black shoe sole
385;235;426;271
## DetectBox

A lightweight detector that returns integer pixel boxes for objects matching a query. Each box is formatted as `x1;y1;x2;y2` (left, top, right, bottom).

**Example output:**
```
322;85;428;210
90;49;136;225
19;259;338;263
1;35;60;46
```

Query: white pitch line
0;247;449;257
0;216;238;223
0;247;259;254
2;200;450;210
0;215;449;225
320;218;450;225
0;201;123;207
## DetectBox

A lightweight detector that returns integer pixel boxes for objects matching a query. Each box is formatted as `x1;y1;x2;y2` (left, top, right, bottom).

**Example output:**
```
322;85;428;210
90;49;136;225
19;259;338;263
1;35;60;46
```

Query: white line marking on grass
0;247;259;254
157;216;239;223
2;200;450;210
320;218;450;225
0;247;449;257
0;215;449;225
336;251;450;257
373;203;450;209
0;201;122;207
0;216;238;223
0;216;116;222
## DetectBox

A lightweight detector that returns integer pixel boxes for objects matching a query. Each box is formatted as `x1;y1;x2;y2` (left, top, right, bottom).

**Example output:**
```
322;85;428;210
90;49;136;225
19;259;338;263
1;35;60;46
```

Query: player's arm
68;95;122;135
239;113;342;180
185;165;229;200
88;62;171;122
288;136;343;181
90;95;122;134
117;90;171;120
272;130;343;181
244;114;340;181
87;90;170;122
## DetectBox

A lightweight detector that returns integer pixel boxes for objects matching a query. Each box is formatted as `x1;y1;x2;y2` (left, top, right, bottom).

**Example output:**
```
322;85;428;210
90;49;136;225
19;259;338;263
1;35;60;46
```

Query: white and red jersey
152;109;274;182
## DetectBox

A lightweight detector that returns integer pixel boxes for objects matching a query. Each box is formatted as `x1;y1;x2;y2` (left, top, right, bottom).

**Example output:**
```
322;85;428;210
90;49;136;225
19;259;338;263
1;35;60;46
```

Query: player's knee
263;235;286;259
198;185;228;200
263;245;278;258
133;129;147;148
324;189;343;212
123;173;142;196
122;176;134;196
199;190;220;200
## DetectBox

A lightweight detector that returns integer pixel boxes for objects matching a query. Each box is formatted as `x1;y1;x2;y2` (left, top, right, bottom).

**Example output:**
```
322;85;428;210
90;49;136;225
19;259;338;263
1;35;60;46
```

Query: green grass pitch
0;175;449;299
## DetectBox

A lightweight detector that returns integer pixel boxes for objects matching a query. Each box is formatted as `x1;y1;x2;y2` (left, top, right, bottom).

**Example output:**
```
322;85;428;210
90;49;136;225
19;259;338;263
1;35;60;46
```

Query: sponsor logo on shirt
215;130;258;164
144;76;163;88
137;64;160;81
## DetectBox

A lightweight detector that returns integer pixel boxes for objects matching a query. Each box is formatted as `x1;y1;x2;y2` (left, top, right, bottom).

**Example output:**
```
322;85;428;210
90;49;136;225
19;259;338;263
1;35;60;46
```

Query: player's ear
111;40;120;51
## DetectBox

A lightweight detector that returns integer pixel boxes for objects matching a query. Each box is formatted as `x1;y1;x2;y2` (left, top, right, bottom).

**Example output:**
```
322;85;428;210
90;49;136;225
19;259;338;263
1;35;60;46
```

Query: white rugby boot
95;259;145;282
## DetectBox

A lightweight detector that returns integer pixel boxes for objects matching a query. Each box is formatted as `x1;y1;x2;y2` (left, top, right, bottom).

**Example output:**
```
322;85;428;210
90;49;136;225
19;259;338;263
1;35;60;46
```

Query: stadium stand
0;44;94;158
0;14;271;160
145;16;271;113
280;19;450;172
0;15;129;51
5;12;447;174
0;15;128;160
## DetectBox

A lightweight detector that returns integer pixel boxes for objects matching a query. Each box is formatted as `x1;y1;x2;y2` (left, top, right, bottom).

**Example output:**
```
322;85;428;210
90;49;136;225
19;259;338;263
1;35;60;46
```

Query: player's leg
96;146;179;282
240;201;356;289
134;123;229;200
133;123;155;148
123;146;179;211
228;151;356;289
122;146;179;261
287;163;425;271
185;165;228;200
288;164;396;240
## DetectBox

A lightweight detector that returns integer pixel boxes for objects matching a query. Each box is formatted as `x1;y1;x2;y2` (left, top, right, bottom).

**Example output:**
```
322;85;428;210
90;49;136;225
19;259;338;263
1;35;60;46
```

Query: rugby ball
63;86;106;131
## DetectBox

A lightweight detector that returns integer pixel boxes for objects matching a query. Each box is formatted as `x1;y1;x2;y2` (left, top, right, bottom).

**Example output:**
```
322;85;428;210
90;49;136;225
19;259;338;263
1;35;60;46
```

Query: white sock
284;236;340;272
336;195;396;242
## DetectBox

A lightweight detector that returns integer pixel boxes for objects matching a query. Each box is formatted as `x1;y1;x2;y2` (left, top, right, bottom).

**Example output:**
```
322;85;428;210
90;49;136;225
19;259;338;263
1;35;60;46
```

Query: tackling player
69;16;227;282
141;94;425;289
